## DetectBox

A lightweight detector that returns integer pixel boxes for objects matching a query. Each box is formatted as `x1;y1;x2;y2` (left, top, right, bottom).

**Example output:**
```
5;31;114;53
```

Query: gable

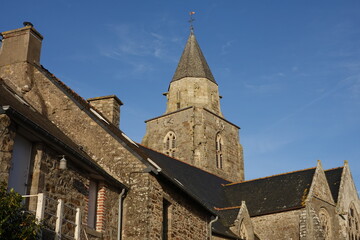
307;161;335;205
336;162;360;214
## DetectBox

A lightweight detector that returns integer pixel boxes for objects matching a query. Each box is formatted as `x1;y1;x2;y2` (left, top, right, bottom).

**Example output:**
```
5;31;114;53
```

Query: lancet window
164;131;176;157
319;208;332;240
216;133;223;169
348;204;360;240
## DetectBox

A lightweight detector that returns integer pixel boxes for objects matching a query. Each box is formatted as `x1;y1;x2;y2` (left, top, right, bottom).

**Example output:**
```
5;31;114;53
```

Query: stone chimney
0;22;43;66
88;95;123;127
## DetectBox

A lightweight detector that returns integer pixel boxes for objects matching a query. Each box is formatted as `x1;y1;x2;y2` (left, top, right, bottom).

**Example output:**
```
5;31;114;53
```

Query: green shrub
0;182;41;240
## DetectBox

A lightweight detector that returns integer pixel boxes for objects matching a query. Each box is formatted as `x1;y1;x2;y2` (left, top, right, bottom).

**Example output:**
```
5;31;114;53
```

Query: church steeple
171;32;216;84
165;32;222;116
142;29;244;182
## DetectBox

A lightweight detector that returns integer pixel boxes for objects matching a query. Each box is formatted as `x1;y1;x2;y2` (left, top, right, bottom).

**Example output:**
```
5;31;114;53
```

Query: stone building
0;23;359;240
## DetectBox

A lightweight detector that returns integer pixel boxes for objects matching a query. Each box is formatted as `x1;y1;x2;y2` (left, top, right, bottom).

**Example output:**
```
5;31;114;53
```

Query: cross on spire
189;11;196;33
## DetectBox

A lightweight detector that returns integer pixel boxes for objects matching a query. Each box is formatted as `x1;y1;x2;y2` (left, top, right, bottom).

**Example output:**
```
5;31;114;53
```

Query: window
162;199;171;240
319;208;332;240
176;91;181;110
87;180;98;229
215;133;223;169
8;134;32;195
348;204;360;240
164;131;176;157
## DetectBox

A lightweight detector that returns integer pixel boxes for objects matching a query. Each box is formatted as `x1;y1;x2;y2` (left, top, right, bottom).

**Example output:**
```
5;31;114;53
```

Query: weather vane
189;11;196;32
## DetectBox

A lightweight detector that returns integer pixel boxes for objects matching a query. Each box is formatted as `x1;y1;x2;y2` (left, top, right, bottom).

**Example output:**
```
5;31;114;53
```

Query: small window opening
87;180;98;229
164;131;176;157
216;133;223;169
162;199;171;240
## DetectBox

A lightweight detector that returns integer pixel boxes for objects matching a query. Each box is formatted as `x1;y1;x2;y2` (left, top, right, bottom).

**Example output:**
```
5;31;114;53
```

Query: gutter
117;188;126;240
209;216;218;240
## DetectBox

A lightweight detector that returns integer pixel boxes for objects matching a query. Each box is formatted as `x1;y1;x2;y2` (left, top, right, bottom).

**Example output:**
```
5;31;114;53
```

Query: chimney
88;95;123;127
0;22;43;66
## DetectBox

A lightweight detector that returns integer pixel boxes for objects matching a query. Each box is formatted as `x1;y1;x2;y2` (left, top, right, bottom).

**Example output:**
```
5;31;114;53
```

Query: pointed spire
171;32;216;84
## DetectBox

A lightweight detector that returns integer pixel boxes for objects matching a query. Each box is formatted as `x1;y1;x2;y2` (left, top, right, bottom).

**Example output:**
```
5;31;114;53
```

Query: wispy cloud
99;23;178;62
243;72;286;94
292;66;299;72
348;75;360;99
266;74;360;130
243;81;282;94
221;40;236;55
244;133;294;154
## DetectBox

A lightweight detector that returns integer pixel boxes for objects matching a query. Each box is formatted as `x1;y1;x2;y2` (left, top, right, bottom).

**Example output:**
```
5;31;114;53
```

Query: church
0;23;359;239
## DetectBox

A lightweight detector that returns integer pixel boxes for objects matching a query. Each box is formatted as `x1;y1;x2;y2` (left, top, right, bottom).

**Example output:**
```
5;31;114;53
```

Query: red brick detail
96;182;107;232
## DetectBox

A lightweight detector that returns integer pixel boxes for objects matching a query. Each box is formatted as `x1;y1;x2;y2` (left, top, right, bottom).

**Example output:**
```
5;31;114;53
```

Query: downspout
208;215;218;240
117;188;126;240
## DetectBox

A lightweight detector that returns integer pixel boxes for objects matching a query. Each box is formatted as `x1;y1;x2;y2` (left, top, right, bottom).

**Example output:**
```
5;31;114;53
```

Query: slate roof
138;144;341;238
138;145;241;238
171;32;216;84
139;145;229;210
325;167;343;203
222;168;316;217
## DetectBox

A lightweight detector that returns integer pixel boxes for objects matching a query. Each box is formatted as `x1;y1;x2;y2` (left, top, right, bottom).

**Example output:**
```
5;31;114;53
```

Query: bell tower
142;31;244;182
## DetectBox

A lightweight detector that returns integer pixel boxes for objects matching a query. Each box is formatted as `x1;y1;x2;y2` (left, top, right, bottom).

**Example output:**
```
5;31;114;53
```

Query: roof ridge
324;166;344;172
35;64;155;166
214;206;241;211
138;143;231;182
223;167;317;187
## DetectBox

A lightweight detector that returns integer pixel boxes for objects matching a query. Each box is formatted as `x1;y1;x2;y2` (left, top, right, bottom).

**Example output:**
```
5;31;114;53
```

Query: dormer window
164;131;176;157
216;133;223;169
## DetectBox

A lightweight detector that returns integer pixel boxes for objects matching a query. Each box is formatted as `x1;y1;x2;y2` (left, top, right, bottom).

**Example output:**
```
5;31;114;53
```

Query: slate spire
171;32;216;84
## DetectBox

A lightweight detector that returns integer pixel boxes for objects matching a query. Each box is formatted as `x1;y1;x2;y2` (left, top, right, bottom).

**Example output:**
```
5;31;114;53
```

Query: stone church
0;23;359;240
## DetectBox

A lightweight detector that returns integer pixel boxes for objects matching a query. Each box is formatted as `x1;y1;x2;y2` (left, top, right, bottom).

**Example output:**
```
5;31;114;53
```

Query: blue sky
1;1;359;189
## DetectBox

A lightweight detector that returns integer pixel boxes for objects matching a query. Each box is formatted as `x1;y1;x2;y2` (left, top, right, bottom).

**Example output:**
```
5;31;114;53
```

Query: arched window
164;131;176;157
348;204;360;240
319;208;332;240
215;133;223;169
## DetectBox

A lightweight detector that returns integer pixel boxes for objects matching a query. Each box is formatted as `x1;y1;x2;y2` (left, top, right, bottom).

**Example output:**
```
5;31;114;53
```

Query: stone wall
336;164;360;240
308;197;339;239
158;177;209;239
142;107;195;164
0;62;212;239
0;122;121;239
252;210;301;240
165;77;222;116
30;138;121;239
143;106;244;182
0;25;220;239
0;114;15;183
0;62;146;184
0;59;154;238
122;172;209;239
